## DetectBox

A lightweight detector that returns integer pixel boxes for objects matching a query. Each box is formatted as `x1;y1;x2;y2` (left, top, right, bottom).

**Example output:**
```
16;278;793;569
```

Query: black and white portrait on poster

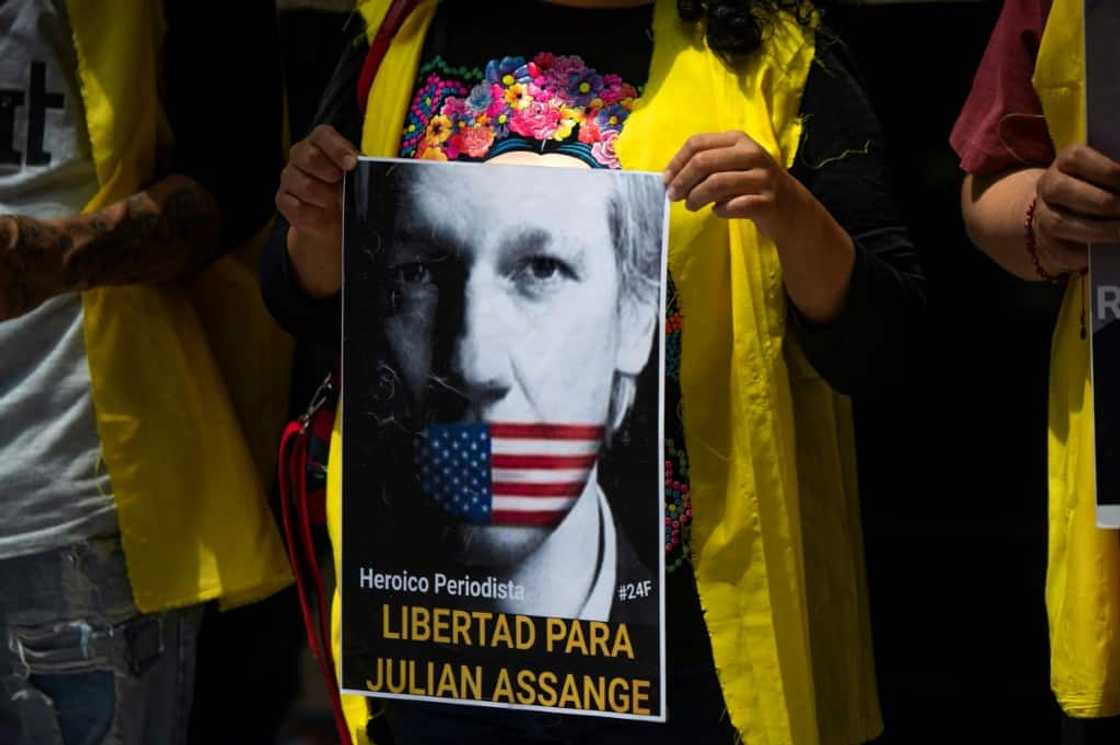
1086;0;1120;528
340;157;668;720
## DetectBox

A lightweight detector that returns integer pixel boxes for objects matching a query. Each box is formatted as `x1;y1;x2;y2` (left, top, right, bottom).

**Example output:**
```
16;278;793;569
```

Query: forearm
260;215;341;342
775;179;857;324
961;168;1044;281
61;174;222;286
1;174;221;316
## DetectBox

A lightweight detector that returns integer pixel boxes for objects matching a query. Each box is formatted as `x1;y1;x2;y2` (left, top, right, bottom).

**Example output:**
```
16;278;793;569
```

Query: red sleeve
950;0;1055;175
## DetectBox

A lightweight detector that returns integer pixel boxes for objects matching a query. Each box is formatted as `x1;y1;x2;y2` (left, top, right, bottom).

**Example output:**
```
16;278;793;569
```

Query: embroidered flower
466;83;492;113
591;129;620;168
485;56;530;87
458;124;496;158
400;54;639;167
578;117;602;145
510;100;562;141
528;81;553;104
503;82;533;111
441;97;467;119
417;143;448;161
563;68;604;107
542;55;585;89
425;114;453;145
532;52;557;71
491;110;512;138
594;103;630;131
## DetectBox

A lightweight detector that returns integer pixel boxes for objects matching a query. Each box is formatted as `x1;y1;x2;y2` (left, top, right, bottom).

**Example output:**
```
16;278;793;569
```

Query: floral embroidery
399;54;638;168
664;278;693;571
401;71;471;159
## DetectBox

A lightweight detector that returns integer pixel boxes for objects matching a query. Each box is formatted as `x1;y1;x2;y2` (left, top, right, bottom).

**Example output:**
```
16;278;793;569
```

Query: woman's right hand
275;124;359;298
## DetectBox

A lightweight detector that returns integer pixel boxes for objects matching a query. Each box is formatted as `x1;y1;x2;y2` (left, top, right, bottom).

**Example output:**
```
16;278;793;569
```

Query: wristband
1025;196;1068;284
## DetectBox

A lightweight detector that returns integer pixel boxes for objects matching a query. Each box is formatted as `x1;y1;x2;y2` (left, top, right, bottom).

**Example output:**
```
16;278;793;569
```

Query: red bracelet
1025;196;1068;283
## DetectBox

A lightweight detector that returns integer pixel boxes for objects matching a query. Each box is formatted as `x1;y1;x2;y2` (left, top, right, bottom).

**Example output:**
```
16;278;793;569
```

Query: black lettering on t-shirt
0;87;24;166
27;61;64;166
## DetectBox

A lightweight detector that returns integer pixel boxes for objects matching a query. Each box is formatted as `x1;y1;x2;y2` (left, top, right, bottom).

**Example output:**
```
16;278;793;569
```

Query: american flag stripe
490;438;600;457
489;423;604;440
491;510;572;527
491;468;590;484
491;481;584;497
490;454;598;470
488;423;601;525
492;496;578;512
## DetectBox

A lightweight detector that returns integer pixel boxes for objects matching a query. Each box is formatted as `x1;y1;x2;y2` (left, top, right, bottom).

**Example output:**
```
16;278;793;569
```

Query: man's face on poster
375;163;656;563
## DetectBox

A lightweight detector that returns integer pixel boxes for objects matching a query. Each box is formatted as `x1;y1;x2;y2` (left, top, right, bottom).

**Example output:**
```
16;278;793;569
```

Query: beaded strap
1026;195;1068;284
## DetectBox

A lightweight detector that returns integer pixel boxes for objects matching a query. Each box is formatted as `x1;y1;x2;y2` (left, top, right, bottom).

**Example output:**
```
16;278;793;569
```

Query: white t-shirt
0;0;117;559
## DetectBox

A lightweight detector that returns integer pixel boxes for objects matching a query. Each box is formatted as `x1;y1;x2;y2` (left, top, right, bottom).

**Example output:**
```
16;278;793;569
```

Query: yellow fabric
190;229;295;493
616;5;878;743
331;1;879;742
66;0;292;613
1035;0;1120;718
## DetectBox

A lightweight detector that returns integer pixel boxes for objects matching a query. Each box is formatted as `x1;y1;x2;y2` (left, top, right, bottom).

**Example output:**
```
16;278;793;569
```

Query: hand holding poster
340;158;668;720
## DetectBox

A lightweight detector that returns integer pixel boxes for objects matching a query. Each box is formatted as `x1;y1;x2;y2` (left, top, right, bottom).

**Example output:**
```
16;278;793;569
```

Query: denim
0;535;203;745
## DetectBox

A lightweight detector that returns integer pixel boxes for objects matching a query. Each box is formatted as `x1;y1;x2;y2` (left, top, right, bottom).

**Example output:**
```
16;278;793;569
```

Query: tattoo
0;175;221;320
65;174;222;289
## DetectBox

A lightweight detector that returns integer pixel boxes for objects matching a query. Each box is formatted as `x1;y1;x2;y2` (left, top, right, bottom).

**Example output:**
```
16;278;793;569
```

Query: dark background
827;1;1068;742
193;2;1080;744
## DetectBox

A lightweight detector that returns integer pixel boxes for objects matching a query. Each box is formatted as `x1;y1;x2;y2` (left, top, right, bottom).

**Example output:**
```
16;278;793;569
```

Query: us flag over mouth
416;423;604;527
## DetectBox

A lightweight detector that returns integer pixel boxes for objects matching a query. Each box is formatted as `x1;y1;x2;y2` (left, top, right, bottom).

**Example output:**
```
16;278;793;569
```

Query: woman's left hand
663;130;807;243
663;130;855;323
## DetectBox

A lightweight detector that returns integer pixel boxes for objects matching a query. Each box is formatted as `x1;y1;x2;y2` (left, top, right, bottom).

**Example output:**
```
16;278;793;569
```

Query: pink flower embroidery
592;129;620;168
441;97;467;118
459;125;496;158
578;118;603;145
510;101;562;141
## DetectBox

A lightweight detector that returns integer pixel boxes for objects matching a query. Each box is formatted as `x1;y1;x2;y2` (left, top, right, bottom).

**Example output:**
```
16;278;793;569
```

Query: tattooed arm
0;174;220;321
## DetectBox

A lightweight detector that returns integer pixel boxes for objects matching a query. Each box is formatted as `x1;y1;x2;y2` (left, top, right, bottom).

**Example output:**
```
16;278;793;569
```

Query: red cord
357;0;422;114
278;422;353;745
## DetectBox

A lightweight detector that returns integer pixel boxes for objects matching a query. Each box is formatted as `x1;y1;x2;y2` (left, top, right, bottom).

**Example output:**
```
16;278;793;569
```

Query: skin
662;130;856;323
961;144;1120;281
0;174;221;322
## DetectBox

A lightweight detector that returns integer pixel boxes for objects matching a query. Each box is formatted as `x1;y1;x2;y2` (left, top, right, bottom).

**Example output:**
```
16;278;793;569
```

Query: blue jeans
0;535;203;745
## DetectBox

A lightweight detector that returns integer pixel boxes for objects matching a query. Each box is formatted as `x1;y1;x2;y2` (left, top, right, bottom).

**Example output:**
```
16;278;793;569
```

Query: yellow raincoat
1036;0;1120;718
329;1;880;742
65;0;291;612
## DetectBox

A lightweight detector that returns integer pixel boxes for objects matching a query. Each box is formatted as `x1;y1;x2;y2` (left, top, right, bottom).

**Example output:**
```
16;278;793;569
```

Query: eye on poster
340;157;668;720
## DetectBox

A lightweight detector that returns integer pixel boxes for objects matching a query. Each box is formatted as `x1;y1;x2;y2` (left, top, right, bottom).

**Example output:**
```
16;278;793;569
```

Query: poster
1086;0;1120;527
340;157;668;720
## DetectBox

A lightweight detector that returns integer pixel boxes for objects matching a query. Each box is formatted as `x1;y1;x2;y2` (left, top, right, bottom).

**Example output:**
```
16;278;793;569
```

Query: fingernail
666;186;678;201
662;169;673;185
344;154;358;170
